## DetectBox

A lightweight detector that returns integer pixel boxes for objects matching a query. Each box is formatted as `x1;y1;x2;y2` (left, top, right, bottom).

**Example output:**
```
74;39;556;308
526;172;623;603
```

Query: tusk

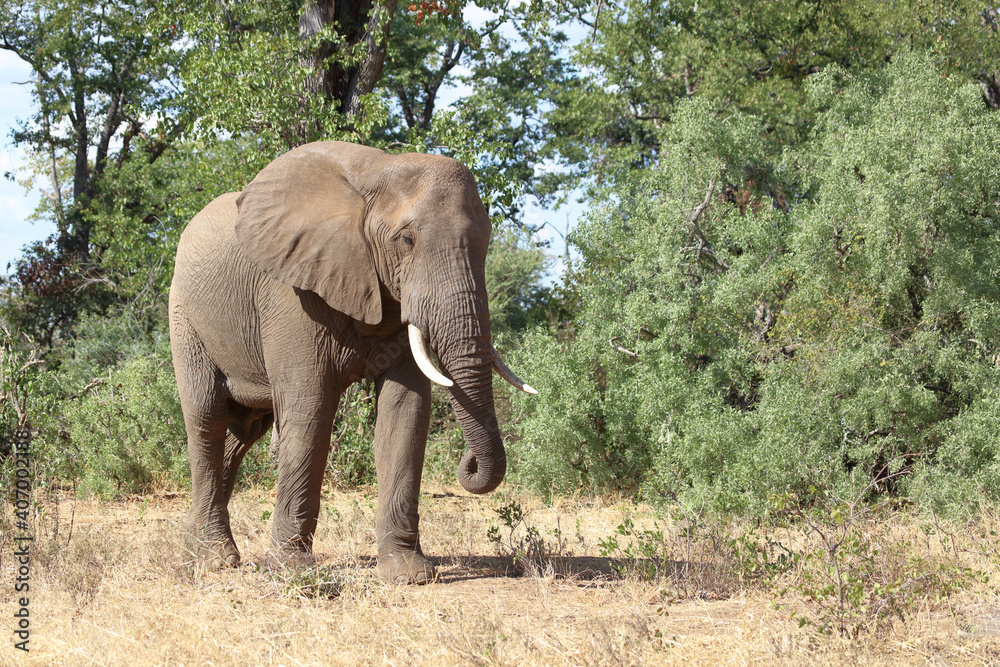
408;324;454;388
492;350;539;395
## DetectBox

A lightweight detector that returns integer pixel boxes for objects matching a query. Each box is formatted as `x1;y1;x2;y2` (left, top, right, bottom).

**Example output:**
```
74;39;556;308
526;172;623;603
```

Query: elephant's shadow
429;555;632;583
315;553;644;584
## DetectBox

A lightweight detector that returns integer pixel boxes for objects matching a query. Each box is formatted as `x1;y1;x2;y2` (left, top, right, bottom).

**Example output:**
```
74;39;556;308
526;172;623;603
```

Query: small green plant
727;531;797;585
486;498;550;576
774;478;986;637
598;516;671;581
782;529;980;637
598;504;792;598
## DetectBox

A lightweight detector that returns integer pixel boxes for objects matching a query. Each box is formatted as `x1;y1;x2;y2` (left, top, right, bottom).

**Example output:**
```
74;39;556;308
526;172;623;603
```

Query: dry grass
2;485;1000;666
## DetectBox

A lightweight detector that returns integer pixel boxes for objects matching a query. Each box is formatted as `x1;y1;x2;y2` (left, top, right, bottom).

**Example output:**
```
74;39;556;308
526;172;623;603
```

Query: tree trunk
298;0;398;127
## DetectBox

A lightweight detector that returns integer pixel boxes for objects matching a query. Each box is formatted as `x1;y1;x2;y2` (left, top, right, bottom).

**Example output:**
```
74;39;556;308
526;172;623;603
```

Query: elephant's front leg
374;359;434;584
270;395;337;561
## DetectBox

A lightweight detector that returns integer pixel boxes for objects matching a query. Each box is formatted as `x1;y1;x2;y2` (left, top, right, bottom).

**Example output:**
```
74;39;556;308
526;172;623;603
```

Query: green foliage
2;309;180;494
545;0;1000;188
379;0;574;220
486;228;553;336
236;431;278;490
596;509;791;596
180;0;388;152
326;382;377;487
783;526;979;637
54;311;164;379
597;516;674;581
774;491;986;637
510;52;1000;512
61;354;188;496
0;327;38;475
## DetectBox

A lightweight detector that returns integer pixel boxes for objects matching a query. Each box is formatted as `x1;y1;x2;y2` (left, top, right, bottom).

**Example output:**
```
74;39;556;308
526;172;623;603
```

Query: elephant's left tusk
492;350;539;395
408;324;454;388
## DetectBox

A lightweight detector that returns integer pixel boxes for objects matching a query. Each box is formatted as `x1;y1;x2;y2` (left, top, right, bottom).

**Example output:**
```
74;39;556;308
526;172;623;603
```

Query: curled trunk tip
458;449;506;494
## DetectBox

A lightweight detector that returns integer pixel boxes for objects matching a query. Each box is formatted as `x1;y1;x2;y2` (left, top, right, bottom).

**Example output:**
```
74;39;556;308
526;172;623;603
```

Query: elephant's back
170;192;271;390
174;192;241;279
172;192;265;302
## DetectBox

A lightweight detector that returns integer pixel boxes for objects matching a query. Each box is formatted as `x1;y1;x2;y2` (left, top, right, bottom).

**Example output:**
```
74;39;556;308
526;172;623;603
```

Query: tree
509;54;1000;513
0;0;414;344
1;0;190;343
1;0;187;261
184;0;400;150
542;0;1000;192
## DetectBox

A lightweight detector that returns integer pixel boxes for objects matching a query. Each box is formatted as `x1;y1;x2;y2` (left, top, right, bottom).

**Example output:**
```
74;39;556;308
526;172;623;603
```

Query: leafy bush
3;309;183;494
771;487;986;637
326;382;377;487
597;512;793;596
508;52;1000;514
486;227;554;335
62;355;188;496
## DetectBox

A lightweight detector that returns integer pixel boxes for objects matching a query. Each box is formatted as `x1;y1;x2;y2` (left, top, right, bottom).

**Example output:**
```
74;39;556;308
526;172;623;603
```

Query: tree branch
35;71;65;229
344;0;399;118
419;38;465;129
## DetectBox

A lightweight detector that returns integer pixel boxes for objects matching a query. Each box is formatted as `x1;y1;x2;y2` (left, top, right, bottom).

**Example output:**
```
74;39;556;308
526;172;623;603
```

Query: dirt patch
1;486;998;665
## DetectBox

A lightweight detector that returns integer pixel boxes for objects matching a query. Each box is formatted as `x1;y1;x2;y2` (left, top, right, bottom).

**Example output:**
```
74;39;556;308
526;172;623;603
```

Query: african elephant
168;141;536;584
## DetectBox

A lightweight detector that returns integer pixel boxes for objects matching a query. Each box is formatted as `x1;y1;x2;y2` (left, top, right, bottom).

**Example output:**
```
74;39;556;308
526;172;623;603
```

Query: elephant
168;141;536;584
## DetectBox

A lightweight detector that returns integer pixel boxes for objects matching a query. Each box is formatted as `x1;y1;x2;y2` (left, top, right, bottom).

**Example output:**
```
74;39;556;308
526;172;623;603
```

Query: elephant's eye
400;233;415;249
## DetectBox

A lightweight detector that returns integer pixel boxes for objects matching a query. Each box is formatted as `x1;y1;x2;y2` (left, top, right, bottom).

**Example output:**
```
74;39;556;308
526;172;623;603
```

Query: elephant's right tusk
408;324;454;388
492;350;539;395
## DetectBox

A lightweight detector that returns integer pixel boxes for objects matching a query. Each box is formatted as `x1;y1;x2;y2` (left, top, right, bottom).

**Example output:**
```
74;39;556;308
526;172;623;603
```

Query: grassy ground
2;483;1000;665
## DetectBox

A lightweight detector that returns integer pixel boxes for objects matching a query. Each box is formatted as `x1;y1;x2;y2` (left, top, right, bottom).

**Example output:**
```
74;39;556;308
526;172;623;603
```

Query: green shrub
486;227;554;335
237;430;278;489
326;382;377;487
508;52;1000;515
63;355;188;496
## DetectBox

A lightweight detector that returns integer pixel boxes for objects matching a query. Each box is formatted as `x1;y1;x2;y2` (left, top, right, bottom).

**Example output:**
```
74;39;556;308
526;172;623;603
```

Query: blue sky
0;51;50;273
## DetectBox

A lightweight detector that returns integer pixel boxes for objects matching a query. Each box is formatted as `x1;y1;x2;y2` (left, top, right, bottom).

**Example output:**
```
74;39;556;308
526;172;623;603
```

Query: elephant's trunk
430;294;506;495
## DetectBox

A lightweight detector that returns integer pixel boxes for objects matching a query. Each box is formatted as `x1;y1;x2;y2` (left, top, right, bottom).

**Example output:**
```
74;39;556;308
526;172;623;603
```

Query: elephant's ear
235;146;382;325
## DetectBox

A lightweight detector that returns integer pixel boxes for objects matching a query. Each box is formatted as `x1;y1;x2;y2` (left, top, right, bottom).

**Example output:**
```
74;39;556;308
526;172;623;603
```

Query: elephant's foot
267;529;318;570
377;548;436;585
201;540;241;569
183;518;241;569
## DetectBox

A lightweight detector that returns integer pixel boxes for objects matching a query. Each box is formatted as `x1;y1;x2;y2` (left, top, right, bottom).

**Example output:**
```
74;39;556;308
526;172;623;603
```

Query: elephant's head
232;141;535;494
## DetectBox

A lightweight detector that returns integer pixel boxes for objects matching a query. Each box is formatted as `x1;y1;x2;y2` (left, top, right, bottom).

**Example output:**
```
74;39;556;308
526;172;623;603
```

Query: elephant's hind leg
179;397;240;569
185;408;274;568
182;402;273;569
171;310;244;569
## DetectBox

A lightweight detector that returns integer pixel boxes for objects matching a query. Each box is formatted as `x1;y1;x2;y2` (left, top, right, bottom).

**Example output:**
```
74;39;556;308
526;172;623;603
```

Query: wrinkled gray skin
169;141;507;584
